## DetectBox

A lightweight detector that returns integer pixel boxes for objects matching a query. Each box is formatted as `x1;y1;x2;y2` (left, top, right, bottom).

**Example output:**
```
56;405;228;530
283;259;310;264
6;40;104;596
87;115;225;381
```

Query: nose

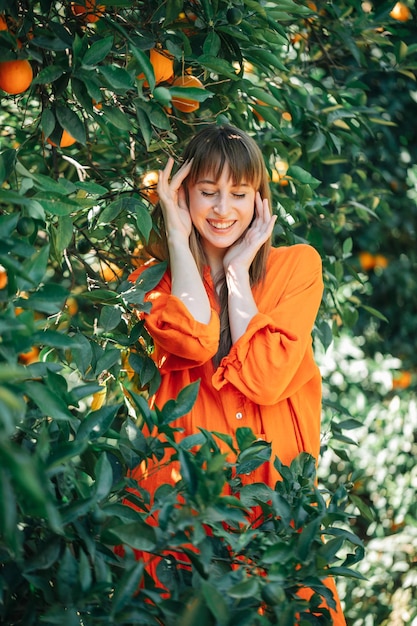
213;193;228;215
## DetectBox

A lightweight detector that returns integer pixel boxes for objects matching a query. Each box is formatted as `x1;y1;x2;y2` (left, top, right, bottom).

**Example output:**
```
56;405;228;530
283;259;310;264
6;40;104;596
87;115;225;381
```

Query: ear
178;184;189;209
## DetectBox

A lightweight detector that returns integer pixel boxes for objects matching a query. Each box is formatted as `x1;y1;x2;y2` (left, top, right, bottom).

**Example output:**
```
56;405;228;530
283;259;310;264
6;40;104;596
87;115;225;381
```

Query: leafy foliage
1;0;417;623
0;372;362;624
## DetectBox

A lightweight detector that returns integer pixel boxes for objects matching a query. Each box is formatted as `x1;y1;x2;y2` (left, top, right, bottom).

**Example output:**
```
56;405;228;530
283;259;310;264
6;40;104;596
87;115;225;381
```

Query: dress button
235;412;243;419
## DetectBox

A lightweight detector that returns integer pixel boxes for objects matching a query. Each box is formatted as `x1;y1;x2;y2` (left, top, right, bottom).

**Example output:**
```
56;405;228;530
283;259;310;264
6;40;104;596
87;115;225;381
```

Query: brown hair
147;124;273;365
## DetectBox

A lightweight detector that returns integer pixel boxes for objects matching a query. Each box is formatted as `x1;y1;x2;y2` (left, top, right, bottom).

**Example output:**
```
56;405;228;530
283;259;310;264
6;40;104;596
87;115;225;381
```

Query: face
187;165;256;261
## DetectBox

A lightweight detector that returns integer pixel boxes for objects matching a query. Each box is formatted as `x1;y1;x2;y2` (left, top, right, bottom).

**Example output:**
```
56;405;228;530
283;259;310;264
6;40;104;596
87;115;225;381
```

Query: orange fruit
358;251;376;271
0;15;7;30
141;170;159;204
392;370;412;389
171;74;204;113
0;59;33;95
390;2;411;21
138;48;174;87
0;266;7;289
150;48;174;84
100;261;123;282
47;129;77;148
18;346;40;365
270;160;289;186
65;296;79;316
374;254;388;269
71;0;105;23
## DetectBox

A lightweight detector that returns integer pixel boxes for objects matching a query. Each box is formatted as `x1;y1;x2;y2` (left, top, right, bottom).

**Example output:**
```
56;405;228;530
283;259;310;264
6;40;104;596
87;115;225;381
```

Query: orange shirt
130;243;323;487
129;243;346;625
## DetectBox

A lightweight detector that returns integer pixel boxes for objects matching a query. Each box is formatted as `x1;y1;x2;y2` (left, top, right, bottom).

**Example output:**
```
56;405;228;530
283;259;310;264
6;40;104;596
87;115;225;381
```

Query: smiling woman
126;124;346;625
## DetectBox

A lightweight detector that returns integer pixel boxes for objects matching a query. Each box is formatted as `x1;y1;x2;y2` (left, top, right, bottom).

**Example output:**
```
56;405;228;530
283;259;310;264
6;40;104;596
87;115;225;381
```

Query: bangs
184;127;263;189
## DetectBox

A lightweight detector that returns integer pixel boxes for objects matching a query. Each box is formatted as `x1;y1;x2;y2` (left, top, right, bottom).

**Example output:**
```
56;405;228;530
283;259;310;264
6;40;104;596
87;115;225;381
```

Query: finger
170;158;193;189
157;157;174;192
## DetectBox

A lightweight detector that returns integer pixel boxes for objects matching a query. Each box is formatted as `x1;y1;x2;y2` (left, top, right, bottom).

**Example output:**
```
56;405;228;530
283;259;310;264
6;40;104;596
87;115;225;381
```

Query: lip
207;219;236;231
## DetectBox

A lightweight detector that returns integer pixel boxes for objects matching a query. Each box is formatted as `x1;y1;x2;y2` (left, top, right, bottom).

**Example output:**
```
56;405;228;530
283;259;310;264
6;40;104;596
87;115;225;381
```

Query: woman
128;124;346;624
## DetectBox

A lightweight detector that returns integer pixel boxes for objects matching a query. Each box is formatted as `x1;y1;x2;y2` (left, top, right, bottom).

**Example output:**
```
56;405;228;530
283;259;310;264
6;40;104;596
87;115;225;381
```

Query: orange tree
1;0;416;623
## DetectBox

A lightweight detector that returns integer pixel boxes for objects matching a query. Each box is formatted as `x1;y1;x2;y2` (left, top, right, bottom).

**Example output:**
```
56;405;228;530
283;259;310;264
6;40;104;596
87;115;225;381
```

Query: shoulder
267;243;322;270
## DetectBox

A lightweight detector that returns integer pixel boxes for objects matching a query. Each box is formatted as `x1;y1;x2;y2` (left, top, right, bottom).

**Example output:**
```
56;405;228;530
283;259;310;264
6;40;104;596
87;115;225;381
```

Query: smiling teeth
208;220;235;230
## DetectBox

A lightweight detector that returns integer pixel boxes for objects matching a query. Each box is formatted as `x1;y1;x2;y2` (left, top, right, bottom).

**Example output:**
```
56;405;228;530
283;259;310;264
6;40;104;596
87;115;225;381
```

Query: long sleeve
212;244;323;405
129;267;220;371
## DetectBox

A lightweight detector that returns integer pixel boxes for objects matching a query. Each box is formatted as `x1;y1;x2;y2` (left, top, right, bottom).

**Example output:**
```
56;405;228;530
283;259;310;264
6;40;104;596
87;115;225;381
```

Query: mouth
207;219;236;231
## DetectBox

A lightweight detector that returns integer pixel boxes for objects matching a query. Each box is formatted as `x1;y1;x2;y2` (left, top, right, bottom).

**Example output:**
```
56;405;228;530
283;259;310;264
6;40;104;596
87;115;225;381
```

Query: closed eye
201;191;217;197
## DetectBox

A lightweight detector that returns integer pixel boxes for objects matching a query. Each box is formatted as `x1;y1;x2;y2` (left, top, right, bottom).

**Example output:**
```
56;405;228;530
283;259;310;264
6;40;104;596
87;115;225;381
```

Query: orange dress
128;243;346;625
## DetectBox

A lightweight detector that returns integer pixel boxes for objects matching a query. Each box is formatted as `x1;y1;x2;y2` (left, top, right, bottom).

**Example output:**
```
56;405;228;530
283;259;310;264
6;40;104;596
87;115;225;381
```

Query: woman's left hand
223;192;277;273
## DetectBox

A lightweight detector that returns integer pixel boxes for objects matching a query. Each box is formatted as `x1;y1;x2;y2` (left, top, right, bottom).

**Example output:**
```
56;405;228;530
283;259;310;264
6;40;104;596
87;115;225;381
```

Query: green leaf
32;65;66;86
235;426;257;451
104;521;157;551
110;561;145;616
286;165;321;188
161;381;200;423
228;576;260;598
83;35;114;66
101;105;133;131
46;440;88;468
100;65;134;92
20;283;68;315
23;381;76;422
245;47;288;72
82;289;122;305
35;193;80;216
169;85;213;102
203;31;221;56
94;452;114;501
201;581;230;625
55;103;86;145
178;448;198;495
77;404;120;442
136;204;153;241
99;306;122;331
0;148;17;185
236;441;271;475
130;46;155;91
135;105;153;148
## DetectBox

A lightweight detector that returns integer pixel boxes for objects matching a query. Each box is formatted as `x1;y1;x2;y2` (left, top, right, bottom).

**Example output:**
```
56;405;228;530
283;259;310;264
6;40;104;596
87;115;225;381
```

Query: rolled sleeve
212;245;323;404
148;295;220;366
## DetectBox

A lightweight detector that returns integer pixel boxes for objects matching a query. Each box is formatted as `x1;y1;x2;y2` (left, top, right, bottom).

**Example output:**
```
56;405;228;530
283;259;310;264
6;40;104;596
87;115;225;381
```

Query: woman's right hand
157;157;193;242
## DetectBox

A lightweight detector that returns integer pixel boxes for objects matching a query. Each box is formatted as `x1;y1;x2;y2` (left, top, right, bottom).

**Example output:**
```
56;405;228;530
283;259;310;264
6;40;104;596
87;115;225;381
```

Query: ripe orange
392;370;412;389
0;266;7;290
47;129;77;148
171;74;204;113
100;261;123;282
18;345;40;365
141;170;159;204
389;2;411;21
138;48;174;87
358;251;375;271
65;296;79;316
374;254;388;269
71;0;105;23
271;159;289;186
0;15;7;30
150;48;174;84
0;59;33;95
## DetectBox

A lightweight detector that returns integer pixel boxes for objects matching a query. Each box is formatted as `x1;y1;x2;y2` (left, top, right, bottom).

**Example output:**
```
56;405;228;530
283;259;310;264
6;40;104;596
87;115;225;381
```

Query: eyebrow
196;178;251;187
